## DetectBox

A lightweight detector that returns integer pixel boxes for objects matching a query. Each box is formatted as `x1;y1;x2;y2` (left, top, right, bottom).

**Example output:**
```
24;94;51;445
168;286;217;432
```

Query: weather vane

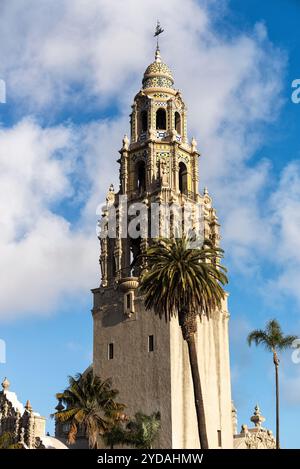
154;20;164;47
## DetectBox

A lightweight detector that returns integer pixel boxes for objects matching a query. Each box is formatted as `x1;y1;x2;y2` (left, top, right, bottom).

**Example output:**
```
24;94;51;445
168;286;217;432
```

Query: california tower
92;43;233;449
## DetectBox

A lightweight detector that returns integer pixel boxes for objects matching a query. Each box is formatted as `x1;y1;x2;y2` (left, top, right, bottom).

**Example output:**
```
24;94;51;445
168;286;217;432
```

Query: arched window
156;108;166;130
175;112;181;134
141;110;148;132
136;160;146;194
130;238;141;276
179;162;188;193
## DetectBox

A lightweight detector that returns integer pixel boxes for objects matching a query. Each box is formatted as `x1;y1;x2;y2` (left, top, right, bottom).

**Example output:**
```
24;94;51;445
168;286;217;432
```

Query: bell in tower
92;39;233;449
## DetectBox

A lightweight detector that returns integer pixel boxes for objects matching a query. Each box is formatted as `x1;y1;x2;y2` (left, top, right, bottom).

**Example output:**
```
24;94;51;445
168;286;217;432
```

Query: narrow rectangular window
148;335;154;352
108;343;114;360
217;430;222;447
126;293;131;309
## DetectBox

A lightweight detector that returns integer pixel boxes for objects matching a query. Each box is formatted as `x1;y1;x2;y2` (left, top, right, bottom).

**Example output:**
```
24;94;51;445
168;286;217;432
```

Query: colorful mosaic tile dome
142;46;174;89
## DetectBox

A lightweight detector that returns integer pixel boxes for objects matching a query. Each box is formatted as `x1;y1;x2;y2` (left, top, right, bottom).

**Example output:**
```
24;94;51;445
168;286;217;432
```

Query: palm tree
53;369;125;449
104;411;160;449
247;319;297;449
103;422;127;449
139;237;228;449
126;412;161;449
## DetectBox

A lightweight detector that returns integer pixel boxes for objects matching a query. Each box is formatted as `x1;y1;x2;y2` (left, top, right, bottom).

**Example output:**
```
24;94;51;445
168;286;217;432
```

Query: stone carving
244;428;276;449
157;157;169;187
106;184;115;206
234;405;276;449
122;134;129;151
191;136;197;153
0;378;67;449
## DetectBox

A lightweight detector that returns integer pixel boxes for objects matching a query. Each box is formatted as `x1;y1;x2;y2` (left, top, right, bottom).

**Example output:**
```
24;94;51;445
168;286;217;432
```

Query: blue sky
1;0;300;448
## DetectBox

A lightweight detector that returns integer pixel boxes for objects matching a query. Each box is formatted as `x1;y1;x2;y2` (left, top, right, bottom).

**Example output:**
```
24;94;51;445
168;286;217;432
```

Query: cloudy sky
0;0;300;447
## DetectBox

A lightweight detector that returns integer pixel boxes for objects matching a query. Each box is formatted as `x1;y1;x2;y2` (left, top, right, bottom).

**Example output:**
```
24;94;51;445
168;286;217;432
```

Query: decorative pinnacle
122;134;129;150
25;400;33;412
155;44;161;63
250;404;265;428
191;136;198;152
1;377;10;390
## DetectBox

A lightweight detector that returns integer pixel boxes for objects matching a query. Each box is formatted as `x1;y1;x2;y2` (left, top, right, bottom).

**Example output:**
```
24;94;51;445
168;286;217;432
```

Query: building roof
39;435;68;450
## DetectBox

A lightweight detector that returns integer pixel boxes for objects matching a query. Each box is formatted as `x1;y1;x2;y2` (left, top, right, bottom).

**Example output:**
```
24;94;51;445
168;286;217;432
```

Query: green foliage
247;319;297;352
103;412;161;449
126;412;161;449
53;369;125;449
140;236;228;323
103;422;128;449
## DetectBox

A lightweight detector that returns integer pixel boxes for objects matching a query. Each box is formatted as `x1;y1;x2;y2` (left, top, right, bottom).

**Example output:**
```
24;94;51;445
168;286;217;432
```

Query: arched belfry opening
179;162;188;193
141;110;148;132
175;112;181;134
136;160;146;194
156;108;166;130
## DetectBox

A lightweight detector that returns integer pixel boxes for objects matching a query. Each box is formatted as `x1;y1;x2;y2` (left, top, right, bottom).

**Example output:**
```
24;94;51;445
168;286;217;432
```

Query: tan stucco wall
93;288;172;448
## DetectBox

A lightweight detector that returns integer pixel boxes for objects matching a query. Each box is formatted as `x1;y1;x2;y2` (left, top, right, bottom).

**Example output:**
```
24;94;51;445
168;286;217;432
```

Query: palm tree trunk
186;334;209;449
274;358;280;449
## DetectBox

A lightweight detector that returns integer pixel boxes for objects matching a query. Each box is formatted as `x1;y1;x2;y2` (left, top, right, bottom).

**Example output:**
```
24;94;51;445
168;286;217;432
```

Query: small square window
108;343;114;360
148;335;154;352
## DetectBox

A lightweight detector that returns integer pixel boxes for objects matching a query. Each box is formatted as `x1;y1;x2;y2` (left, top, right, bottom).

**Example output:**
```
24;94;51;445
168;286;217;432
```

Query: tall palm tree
139;237;228;449
53;369;125;449
247;319;297;449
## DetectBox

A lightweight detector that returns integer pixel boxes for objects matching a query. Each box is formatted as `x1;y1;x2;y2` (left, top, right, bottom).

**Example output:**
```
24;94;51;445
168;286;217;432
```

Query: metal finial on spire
154;20;164;51
154;20;164;38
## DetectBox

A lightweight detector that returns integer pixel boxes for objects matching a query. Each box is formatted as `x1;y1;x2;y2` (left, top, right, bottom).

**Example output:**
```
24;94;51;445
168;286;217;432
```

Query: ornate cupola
142;46;175;90
129;45;188;147
97;41;221;289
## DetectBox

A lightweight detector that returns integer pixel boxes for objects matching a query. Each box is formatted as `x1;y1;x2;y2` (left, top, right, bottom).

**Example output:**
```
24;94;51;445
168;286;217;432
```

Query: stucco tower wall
92;288;173;448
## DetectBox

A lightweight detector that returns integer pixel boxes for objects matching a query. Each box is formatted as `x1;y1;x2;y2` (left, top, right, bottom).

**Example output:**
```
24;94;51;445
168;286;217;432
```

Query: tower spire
155;43;161;63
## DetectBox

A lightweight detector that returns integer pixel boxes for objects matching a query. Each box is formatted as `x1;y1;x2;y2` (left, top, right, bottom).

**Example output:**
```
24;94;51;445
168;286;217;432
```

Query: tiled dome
142;47;174;89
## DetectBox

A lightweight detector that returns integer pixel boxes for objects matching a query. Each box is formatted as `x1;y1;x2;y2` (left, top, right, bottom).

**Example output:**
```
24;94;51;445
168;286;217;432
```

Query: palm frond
53;369;124;448
248;319;298;354
140;236;228;331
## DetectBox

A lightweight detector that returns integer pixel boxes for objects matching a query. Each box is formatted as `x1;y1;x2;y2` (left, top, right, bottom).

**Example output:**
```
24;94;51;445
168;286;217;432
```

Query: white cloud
0;0;296;319
0;118;98;319
264;163;300;304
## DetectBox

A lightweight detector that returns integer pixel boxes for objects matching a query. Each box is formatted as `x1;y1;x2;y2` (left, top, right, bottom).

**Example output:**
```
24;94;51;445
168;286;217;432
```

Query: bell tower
92;45;233;448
